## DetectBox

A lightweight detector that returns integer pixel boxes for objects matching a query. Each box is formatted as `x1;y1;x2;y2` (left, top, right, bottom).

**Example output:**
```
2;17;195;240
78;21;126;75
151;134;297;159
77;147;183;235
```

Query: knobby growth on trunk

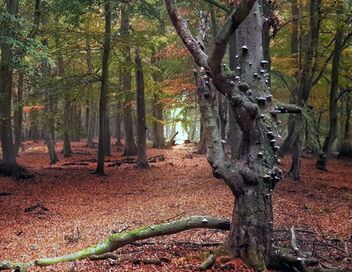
164;0;305;270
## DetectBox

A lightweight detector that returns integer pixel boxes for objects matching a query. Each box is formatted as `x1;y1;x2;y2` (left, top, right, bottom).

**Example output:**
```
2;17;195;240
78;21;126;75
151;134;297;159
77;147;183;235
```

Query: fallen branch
291;226;301;255
0;216;230;271
108;155;165;167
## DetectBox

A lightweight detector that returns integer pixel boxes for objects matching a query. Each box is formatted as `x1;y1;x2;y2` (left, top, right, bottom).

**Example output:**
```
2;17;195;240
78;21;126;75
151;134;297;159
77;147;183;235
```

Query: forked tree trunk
121;4;137;156
135;48;149;168
96;0;111;175
280;0;321;179
225;5;275;267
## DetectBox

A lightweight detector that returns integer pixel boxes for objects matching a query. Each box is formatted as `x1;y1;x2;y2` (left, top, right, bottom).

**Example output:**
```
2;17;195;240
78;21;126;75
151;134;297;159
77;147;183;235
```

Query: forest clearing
0;141;351;271
1;0;352;271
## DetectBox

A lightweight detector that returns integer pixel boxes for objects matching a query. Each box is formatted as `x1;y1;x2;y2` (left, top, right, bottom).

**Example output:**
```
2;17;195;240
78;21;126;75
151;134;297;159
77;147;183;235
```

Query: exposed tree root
199;243;231;271
0;216;230;271
0;161;33;180
270;251;343;272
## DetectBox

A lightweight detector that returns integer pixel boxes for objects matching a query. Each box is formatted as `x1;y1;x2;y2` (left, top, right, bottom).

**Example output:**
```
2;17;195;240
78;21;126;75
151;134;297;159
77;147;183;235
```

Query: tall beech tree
0;0;21;176
164;0;302;270
135;47;149;168
96;0;111;175
121;3;137;156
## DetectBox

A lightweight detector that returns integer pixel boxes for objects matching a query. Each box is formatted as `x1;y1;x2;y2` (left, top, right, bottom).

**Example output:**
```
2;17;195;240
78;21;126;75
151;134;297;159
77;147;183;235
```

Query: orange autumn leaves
23;105;46;113
162;76;196;95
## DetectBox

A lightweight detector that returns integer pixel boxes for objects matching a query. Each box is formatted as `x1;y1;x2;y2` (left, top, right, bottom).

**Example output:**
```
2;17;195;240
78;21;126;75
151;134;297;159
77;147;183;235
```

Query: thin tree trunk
41;38;59;164
151;52;165;148
57;55;73;157
339;95;352;157
96;0;111;175
316;10;343;170
85;43;96;148
104;106;111;156
135;48;149;168
14;72;24;156
121;4;137;156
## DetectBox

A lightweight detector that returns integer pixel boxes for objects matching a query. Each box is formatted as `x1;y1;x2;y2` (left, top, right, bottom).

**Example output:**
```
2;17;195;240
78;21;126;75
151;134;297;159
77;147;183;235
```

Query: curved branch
202;0;231;14
28;0;41;39
164;0;209;69
208;0;256;75
0;216;230;271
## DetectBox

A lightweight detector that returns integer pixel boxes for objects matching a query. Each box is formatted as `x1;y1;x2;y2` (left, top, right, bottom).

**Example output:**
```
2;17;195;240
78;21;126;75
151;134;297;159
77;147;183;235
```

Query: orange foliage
156;44;189;59
23;105;46;113
162;76;196;94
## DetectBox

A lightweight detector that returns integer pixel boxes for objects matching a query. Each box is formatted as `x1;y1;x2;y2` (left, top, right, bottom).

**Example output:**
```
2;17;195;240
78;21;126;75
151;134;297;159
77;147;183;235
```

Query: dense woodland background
0;0;351;271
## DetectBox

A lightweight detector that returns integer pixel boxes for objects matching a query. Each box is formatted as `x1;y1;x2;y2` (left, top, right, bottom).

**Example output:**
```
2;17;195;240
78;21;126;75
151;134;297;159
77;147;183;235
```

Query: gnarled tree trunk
165;0;284;269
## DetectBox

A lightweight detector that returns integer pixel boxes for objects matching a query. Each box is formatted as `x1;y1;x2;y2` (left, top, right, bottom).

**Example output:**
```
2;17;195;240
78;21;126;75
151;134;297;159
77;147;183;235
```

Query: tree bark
41;38;59;165
121;4;137;156
135;48;149;168
151;52;165;148
96;0;111;175
339;95;352;157
0;0;20;176
228;31;242;159
14;72;24;156
85;43;96;148
198;117;207;154
58;56;73;157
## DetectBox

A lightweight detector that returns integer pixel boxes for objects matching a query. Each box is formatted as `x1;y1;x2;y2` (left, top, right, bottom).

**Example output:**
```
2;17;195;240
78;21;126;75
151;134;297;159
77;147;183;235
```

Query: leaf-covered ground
0;141;351;271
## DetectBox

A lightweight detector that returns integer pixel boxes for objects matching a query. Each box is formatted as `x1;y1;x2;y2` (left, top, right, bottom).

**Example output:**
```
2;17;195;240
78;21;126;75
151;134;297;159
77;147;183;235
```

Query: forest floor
0;141;351;272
